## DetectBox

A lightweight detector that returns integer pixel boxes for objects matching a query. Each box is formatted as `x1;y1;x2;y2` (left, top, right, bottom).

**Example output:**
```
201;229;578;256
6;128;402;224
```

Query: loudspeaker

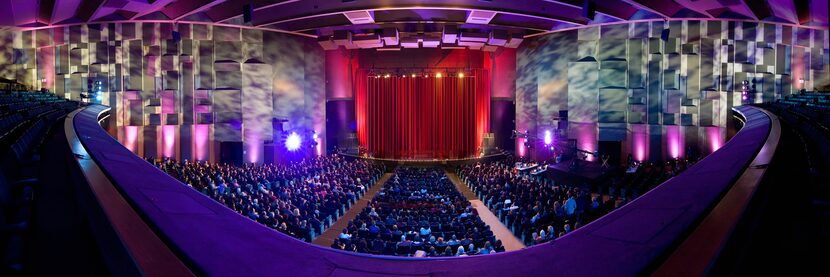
243;4;253;23
661;28;670;41
172;31;181;42
582;0;595;20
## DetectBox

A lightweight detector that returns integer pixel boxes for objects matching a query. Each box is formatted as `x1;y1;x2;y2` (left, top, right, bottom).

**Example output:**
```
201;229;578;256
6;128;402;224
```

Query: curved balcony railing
66;104;776;276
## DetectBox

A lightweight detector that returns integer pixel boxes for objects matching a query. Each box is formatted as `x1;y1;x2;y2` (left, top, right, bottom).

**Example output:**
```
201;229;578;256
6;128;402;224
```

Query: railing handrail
653;106;781;276
65;106;193;276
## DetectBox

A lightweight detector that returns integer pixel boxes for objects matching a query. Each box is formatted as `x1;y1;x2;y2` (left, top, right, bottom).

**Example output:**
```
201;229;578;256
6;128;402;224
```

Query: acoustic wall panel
215;41;243;62
647;54;662;125
628;39;644;88
0;23;326;162
568;60;598;123
598;39;626;61
197;40;214;89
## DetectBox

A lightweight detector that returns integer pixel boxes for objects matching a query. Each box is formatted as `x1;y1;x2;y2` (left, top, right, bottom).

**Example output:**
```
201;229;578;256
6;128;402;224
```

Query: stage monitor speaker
243;4;253;23
661;29;670;41
582;0;595;20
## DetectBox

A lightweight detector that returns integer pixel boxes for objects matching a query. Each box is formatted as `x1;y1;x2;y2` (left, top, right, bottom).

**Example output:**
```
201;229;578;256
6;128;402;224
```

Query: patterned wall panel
518;20;829;161
0;23;325;163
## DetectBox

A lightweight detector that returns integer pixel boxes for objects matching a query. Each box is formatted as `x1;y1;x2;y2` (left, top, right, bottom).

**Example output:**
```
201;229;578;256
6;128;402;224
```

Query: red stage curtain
355;70;489;159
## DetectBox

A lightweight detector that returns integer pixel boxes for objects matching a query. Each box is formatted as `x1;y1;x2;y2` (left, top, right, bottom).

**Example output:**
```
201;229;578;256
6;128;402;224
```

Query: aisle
312;172;393;246
445;170;526;251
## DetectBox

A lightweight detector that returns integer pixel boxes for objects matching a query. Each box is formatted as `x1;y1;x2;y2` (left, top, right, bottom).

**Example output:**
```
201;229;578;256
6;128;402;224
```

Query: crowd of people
151;155;384;242
458;156;693;246
332;167;505;257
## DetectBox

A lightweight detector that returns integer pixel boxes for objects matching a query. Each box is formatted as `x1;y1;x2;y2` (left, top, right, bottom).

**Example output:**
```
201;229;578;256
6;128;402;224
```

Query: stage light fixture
458;73;464;78
286;132;302;151
544;130;553;145
411;74;416;78
384;74;390;78
436;73;442;78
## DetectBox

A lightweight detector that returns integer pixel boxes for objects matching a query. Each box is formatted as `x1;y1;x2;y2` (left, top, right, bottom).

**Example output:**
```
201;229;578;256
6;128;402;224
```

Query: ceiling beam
590;0;640;21
744;0;772;21
205;0;299;24
795;0;810;24
38;0;56;24
251;0;589;28
620;0;671;18
165;0;227;21
671;1;715;19
75;0;105;22
129;0;177;20
545;0;631;21
733;0;759;20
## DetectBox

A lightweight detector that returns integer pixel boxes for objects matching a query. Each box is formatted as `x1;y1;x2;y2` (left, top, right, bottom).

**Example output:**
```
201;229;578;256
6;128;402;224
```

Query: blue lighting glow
286;132;301;151
95;94;102;101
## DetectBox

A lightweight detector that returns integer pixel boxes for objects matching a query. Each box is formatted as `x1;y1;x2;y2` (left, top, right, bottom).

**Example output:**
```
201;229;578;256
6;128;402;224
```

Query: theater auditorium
0;0;828;276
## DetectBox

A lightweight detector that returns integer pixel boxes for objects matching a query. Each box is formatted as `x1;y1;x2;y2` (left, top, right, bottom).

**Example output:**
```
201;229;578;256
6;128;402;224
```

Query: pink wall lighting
706;126;724;154
631;124;648;162
162;125;176;158
666;125;683;159
246;132;261;164
193;125;209;161
124;126;138;153
517;137;526;157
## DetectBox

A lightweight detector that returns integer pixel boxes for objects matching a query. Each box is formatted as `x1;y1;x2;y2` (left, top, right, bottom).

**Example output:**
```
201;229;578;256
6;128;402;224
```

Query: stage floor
339;151;507;165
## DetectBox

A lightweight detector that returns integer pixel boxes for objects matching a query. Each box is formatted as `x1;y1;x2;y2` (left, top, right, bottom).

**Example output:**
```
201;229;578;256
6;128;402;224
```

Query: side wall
518;20;829;161
0;23;325;163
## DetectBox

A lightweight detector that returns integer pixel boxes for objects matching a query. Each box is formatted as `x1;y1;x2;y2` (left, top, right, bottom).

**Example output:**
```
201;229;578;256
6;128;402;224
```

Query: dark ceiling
0;0;826;38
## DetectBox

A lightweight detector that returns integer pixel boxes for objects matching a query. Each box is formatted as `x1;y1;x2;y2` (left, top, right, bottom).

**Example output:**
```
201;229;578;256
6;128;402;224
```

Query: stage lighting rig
286;132;302;151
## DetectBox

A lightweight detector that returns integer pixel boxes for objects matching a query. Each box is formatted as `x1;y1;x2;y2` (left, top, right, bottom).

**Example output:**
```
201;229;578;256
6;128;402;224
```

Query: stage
537;159;613;187
338;151;507;167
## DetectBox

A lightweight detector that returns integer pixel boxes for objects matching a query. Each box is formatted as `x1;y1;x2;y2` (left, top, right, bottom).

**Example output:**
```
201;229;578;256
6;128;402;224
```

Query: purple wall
490;99;515;151
325;99;356;153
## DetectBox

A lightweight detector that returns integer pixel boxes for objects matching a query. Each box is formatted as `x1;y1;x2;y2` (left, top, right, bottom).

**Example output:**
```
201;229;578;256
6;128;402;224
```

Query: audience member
153;155;383;242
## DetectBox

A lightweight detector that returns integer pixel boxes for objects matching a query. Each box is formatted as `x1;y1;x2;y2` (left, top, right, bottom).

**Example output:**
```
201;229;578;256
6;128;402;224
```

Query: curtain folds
355;70;489;159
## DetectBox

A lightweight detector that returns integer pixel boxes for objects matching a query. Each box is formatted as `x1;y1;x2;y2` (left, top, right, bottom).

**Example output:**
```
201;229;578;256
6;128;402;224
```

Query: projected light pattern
706;126;723;153
124;126;138;153
517;138;526;157
286;132;302;151
666;126;682;159
194;125;210;161
163;125;176;158
247;132;261;164
631;124;648;162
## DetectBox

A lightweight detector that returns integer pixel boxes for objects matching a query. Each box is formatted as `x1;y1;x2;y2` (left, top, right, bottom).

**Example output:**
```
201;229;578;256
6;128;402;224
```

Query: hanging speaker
172;31;181;42
243;4;253;23
582;0;595;21
661;29;670;41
